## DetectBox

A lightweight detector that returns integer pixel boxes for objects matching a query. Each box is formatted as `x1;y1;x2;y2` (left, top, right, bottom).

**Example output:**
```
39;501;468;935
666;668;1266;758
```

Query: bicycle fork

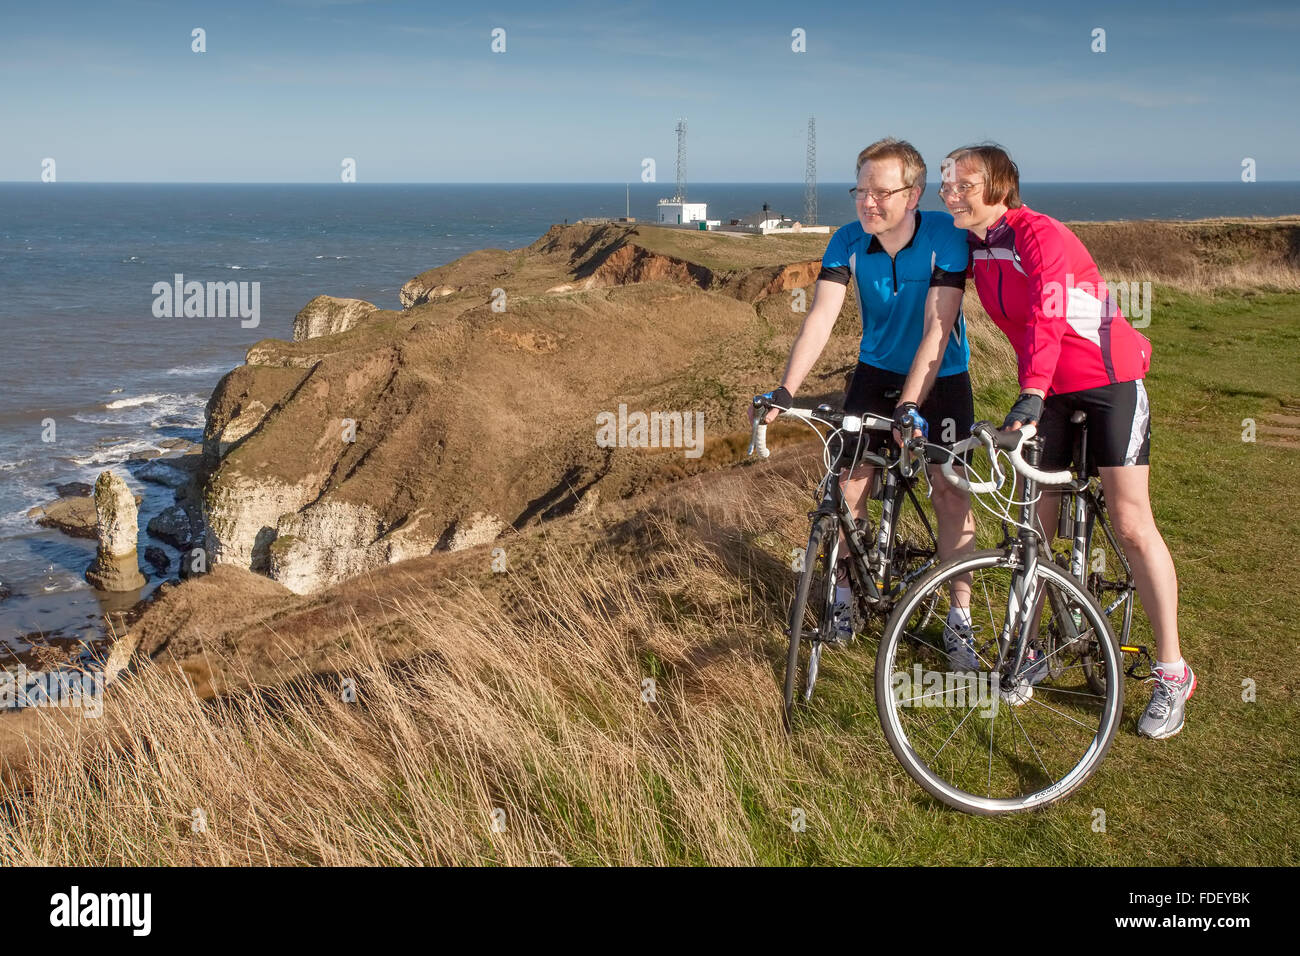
996;445;1047;680
998;543;1041;680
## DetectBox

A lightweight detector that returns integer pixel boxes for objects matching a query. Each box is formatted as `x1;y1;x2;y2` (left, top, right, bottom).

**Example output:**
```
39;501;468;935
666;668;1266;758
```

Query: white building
657;199;709;225
736;209;789;231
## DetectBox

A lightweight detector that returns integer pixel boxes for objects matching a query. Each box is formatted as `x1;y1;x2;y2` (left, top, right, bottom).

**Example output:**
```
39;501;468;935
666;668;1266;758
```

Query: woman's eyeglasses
937;181;984;198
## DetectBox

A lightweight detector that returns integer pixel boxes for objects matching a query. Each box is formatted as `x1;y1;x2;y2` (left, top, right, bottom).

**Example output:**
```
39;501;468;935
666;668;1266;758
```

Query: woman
936;143;1193;739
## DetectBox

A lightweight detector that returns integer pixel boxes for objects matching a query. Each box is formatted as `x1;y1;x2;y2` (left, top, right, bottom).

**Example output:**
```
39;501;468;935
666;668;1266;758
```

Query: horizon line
2;180;1296;187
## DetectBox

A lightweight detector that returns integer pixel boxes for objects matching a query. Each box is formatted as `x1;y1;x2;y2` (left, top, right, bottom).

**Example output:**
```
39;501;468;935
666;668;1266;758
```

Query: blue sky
2;0;1297;182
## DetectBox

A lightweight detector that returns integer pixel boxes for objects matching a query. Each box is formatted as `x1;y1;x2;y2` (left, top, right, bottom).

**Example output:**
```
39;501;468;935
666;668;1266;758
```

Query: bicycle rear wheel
874;550;1124;814
1045;552;1113;696
887;484;940;626
783;515;838;727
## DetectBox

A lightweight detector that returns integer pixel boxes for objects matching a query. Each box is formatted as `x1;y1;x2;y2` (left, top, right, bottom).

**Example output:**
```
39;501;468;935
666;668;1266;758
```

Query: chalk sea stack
84;470;146;592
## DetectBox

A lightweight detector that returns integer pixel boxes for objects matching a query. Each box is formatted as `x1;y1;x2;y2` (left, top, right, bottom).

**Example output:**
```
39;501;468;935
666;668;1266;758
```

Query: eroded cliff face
198;223;840;593
190;215;1300;595
292;295;379;341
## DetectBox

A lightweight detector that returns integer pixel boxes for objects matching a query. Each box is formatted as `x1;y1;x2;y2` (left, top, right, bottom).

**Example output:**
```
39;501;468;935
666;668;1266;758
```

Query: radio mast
804;116;818;226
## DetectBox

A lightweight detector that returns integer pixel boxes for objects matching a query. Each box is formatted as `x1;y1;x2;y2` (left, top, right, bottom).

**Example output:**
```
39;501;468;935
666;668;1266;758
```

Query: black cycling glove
892;402;929;438
1002;393;1044;429
765;385;793;410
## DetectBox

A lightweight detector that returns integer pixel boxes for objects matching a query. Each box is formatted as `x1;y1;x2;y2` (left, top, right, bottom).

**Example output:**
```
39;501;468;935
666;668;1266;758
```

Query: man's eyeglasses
937;181;983;198
849;184;912;204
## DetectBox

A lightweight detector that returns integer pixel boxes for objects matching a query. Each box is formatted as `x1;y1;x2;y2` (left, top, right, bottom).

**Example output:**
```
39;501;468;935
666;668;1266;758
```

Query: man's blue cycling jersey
818;210;970;377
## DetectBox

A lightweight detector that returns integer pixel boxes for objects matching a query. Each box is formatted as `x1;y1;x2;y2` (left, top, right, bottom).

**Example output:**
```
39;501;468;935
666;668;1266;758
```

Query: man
751;138;977;664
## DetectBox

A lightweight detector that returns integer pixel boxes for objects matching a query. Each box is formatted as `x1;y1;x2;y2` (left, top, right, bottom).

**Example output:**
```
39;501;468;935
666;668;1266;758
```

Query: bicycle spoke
1007;704;1053;783
876;551;1123;813
929;702;980;761
1021;692;1098;731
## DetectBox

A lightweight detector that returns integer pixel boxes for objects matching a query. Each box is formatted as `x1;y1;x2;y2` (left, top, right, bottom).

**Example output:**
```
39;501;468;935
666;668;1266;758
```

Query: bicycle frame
953;431;1092;682
998;436;1048;681
747;395;938;614
965;423;1147;684
809;429;937;610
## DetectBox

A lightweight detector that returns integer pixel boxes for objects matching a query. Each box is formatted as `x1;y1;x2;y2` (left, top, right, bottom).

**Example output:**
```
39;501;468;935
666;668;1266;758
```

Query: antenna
675;118;687;203
804;116;818;226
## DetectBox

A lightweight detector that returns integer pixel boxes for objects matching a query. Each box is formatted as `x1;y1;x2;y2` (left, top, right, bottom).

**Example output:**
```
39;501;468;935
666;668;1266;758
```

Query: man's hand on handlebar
748;385;792;426
892;401;928;448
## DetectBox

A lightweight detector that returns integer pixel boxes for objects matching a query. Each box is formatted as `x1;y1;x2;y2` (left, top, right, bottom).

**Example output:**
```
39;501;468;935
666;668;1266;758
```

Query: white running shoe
943;621;980;672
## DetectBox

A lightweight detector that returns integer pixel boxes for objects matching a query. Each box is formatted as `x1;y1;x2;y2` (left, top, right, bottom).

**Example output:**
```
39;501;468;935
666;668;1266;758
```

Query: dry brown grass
0;460;907;866
1071;217;1300;293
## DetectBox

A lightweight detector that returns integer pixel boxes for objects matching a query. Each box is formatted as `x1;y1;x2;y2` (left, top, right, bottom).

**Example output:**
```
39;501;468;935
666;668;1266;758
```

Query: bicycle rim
874;550;1124;814
1079;503;1132;696
783;517;837;725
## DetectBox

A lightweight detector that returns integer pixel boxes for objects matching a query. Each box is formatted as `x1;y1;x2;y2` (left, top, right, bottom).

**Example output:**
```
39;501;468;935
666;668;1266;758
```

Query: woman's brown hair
945;143;1022;208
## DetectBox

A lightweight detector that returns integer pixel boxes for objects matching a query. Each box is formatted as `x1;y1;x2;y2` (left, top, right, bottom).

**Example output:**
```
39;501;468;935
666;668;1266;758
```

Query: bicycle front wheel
874;549;1124;814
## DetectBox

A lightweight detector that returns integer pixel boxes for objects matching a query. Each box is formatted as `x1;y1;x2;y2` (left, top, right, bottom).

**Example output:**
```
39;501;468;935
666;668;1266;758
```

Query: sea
2;181;1299;652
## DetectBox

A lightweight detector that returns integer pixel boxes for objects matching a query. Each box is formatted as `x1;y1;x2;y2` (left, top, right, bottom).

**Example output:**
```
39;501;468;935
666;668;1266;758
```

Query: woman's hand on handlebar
1001;391;1045;431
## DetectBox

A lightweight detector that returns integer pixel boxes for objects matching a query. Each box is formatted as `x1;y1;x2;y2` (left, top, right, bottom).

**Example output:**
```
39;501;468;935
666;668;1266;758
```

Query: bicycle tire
1078;501;1134;696
783;515;838;727
874;549;1124;814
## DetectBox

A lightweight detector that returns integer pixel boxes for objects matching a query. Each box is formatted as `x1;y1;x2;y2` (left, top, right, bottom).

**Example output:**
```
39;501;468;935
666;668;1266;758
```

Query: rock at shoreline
178;545;209;579
134;459;189;488
292;295;379;341
54;481;93;498
31;490;145;540
84;470;146;592
146;505;194;548
29;497;98;538
144;546;170;573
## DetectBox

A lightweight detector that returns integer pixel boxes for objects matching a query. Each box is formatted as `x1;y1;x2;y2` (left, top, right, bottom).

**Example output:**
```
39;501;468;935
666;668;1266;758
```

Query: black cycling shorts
842;362;974;458
1037;379;1152;475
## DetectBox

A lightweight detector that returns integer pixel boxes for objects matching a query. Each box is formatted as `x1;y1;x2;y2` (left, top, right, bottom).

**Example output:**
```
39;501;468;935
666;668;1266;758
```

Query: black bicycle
748;394;941;726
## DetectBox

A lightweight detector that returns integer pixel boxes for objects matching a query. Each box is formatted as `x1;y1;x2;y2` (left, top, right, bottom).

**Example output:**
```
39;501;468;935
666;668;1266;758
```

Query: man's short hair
945;143;1023;208
856;138;927;195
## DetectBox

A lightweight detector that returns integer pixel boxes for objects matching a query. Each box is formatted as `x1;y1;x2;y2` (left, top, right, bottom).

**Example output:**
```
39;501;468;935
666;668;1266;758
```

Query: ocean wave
77;393;207;429
73;413;143;426
165;363;230;378
0;459;31;472
0;473;61;534
314;255;350;260
102;391;205;411
67;438;163;467
104;393;169;410
149;412;205;431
